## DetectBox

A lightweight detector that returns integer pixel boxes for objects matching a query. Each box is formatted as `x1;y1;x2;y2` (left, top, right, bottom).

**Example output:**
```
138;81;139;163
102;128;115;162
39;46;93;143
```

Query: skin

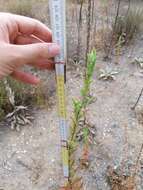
0;13;60;85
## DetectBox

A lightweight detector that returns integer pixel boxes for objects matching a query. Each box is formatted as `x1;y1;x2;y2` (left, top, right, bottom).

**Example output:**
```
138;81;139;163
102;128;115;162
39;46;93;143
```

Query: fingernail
48;44;60;56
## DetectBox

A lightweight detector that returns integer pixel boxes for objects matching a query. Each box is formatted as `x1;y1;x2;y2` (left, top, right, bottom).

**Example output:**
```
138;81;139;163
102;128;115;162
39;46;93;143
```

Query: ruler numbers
50;0;65;62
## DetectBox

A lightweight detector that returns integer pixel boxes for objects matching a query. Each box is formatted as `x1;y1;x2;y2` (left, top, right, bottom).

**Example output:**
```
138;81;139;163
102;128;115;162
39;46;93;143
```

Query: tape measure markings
49;0;69;178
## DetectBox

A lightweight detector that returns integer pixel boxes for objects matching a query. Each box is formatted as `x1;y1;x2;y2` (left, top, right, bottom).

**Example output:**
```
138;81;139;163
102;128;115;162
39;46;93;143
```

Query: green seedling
80;50;96;166
98;68;119;81
63;50;96;190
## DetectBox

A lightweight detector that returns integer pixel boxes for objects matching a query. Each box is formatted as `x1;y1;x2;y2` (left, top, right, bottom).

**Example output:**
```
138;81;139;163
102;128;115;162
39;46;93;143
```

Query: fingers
0;43;58;79
15;35;43;45
32;59;55;70
13;15;52;42
16;43;60;64
11;70;40;85
14;36;56;70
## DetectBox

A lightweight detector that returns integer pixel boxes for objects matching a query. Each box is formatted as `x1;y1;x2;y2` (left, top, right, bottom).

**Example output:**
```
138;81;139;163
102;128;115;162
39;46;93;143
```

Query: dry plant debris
3;79;33;131
135;106;143;125
68;56;84;66
131;57;143;69
76;121;96;145
107;144;143;190
5;106;33;131
107;166;136;190
79;143;90;169
60;177;83;190
98;68;119;81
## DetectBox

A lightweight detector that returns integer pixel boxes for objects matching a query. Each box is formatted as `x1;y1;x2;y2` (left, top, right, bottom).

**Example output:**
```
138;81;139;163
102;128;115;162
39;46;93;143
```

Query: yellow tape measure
56;69;69;178
57;75;66;118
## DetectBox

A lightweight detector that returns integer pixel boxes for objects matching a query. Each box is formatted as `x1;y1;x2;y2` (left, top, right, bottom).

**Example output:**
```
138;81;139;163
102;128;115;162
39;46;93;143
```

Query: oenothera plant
62;50;96;189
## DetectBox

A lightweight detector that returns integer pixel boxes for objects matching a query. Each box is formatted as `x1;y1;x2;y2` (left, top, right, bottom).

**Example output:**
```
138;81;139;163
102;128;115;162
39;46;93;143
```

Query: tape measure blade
55;64;64;75
49;0;69;178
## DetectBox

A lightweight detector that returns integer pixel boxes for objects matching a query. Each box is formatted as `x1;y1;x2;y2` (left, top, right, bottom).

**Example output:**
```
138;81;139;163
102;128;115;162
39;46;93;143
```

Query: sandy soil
0;36;143;189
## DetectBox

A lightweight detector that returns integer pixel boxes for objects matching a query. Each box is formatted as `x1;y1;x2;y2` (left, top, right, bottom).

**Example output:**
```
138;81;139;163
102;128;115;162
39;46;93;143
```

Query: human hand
0;13;60;84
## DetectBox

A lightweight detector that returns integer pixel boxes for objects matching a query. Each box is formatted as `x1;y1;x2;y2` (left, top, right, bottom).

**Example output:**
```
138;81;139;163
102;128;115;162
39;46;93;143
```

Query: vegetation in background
100;0;111;59
5;0;34;17
113;6;143;45
0;80;9;120
97;1;143;59
62;50;96;189
0;77;47;125
0;0;48;22
0;79;18;120
0;78;32;129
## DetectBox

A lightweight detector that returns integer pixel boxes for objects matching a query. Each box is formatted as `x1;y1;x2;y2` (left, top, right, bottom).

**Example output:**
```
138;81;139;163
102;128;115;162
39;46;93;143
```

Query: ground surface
0;1;143;190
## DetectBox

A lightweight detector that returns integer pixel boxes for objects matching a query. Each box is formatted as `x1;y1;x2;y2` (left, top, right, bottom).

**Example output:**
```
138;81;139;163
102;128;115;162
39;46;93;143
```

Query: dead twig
107;0;122;59
131;88;143;110
86;0;92;64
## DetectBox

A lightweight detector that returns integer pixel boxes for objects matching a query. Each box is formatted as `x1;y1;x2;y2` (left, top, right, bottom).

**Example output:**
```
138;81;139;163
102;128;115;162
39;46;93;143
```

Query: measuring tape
49;0;69;179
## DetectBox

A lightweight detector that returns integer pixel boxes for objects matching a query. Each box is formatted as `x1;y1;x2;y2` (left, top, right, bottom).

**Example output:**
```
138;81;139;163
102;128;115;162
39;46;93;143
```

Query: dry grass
0;77;45;121
0;80;10;120
0;0;48;21
8;0;33;17
113;6;143;45
0;0;33;17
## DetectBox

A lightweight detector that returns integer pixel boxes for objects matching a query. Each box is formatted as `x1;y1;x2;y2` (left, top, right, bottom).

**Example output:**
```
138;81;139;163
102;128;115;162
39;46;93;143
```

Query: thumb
17;42;60;64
